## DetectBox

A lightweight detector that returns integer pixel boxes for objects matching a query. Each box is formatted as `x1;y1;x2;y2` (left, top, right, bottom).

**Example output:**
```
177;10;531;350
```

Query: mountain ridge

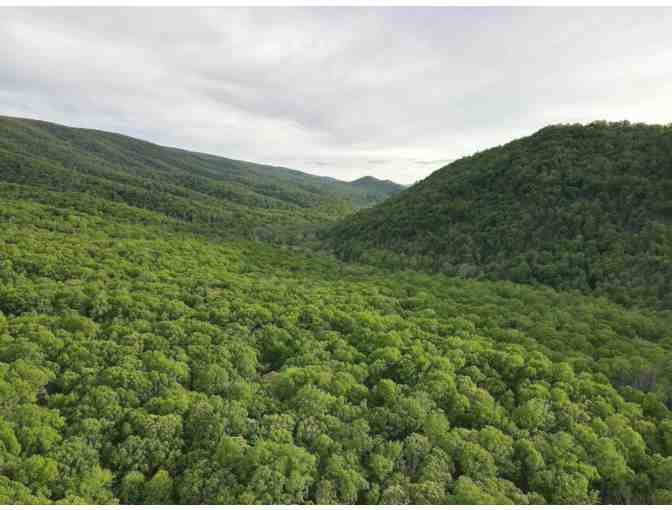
350;175;406;191
328;121;672;309
0;115;401;242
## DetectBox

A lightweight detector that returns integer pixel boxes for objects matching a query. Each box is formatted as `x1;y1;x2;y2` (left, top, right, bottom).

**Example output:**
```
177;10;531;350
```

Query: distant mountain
350;175;405;195
0;115;389;242
329;121;672;309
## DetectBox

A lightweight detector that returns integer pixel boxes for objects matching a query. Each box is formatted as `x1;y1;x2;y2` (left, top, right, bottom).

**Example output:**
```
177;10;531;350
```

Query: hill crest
0;115;400;242
328;121;672;309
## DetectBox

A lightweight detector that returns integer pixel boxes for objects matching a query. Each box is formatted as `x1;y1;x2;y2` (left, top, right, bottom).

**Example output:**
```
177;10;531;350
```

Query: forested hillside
0;116;399;243
350;176;406;202
329;122;672;309
1;117;672;504
1;171;672;505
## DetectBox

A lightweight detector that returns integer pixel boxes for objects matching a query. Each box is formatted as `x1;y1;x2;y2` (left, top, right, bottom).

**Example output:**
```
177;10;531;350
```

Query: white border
0;1;671;509
2;0;672;7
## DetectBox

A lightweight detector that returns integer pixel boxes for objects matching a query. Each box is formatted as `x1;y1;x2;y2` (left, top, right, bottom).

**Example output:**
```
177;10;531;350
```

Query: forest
0;116;397;245
1;117;672;504
329;122;672;310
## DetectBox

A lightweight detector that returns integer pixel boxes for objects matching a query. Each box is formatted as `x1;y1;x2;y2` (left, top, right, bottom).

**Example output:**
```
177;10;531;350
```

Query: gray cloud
1;7;671;184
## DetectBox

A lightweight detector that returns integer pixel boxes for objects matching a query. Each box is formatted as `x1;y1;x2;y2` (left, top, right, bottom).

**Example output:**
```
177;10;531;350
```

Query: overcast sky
1;7;671;184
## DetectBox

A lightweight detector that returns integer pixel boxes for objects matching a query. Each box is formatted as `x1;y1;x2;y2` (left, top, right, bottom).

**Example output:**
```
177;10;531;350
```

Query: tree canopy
1;117;671;504
328;121;672;310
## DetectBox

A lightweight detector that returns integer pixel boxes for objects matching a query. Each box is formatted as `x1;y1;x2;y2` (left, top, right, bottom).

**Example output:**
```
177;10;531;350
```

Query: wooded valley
1;117;671;504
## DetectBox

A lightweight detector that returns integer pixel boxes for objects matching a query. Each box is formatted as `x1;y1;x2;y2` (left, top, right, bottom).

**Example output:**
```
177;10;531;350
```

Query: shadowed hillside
328;121;672;309
0;116;398;243
351;175;405;196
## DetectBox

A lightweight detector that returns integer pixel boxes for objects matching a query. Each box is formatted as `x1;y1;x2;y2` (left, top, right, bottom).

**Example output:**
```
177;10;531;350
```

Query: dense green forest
350;176;406;203
0;116;399;244
329;122;672;310
1;117;672;504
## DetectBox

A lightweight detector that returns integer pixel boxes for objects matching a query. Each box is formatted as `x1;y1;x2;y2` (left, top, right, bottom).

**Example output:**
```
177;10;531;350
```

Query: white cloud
1;7;671;184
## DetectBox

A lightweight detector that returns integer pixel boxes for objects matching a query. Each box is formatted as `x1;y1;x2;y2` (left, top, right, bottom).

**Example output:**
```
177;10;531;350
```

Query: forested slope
328;122;672;309
1;185;672;504
0;116;398;243
350;176;406;202
1;115;672;504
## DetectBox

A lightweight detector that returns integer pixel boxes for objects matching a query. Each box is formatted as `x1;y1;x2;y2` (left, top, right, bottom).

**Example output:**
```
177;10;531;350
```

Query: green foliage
329;121;672;309
349;176;405;203
0;195;670;504
0;115;399;246
144;469;174;504
0;116;671;504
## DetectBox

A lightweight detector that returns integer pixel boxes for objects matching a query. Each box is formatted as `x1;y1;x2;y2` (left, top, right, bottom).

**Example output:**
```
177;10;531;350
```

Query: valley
1;117;671;504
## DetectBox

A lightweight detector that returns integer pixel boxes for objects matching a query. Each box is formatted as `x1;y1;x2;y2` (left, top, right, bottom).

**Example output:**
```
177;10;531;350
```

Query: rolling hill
328;121;672;309
2;180;672;505
0;115;400;243
1;115;672;504
350;175;406;196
